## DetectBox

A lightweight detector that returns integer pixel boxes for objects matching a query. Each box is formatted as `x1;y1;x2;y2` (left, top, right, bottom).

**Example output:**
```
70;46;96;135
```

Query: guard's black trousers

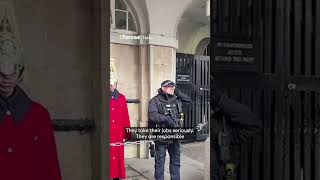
154;141;181;180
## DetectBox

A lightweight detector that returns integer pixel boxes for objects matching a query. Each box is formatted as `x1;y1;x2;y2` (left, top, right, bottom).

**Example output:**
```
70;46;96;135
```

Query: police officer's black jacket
211;85;262;146
148;88;192;128
210;85;262;179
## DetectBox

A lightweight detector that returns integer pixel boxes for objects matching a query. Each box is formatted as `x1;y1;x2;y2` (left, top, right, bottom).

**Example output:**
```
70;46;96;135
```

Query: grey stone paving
125;142;205;180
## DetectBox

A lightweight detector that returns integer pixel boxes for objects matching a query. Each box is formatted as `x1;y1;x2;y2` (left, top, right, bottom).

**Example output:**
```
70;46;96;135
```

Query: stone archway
123;0;149;34
176;0;210;54
195;37;210;55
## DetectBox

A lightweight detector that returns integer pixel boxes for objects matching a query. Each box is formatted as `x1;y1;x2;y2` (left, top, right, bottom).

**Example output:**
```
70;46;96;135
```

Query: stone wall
14;0;94;179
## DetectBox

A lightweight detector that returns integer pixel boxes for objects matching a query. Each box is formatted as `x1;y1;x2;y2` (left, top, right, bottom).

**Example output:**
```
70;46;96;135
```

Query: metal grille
212;0;320;179
176;53;210;141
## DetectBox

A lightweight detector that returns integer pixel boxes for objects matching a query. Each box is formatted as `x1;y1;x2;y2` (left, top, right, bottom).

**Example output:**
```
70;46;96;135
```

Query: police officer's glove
174;88;181;97
166;116;177;128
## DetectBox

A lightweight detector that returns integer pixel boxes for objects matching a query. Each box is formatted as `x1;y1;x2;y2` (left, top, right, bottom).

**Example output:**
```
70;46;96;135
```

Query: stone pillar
137;45;150;159
91;0;108;179
149;45;176;97
137;44;177;159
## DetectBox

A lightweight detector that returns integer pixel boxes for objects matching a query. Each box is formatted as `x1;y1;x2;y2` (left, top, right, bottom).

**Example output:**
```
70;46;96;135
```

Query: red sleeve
40;108;62;180
121;95;131;140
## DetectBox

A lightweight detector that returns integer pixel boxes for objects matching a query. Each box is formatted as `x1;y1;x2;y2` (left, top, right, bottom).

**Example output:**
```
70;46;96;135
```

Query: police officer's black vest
154;95;182;128
150;95;183;144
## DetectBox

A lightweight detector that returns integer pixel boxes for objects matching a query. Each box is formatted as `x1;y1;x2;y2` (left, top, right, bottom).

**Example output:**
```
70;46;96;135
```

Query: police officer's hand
166;116;177;127
174;88;180;96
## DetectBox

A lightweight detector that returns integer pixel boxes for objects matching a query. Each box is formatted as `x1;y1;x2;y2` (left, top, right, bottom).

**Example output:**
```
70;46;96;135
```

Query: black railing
126;99;140;104
53;119;95;133
53;99;139;132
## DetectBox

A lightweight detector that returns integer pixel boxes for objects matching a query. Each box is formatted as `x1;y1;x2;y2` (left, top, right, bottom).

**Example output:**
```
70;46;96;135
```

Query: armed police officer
210;80;262;180
148;80;192;180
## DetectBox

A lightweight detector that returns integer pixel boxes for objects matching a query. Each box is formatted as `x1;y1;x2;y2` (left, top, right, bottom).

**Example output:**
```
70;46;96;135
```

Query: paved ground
180;141;205;162
125;141;205;180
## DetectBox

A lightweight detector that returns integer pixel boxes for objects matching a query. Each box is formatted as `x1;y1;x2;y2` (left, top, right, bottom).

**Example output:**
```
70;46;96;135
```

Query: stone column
149;45;176;97
91;0;108;179
137;45;150;158
137;43;177;159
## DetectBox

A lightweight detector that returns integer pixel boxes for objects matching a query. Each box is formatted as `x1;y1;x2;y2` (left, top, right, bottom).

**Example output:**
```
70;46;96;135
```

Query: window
113;0;137;32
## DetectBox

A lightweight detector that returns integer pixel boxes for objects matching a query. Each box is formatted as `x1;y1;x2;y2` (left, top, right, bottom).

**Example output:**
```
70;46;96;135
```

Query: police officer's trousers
154;141;181;180
212;142;222;180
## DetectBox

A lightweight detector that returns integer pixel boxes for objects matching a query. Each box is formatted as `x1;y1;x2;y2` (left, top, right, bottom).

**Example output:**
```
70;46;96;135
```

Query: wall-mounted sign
176;74;190;83
214;42;254;63
213;37;258;72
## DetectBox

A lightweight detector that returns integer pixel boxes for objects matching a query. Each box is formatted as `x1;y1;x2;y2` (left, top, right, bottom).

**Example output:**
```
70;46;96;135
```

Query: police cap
161;80;176;87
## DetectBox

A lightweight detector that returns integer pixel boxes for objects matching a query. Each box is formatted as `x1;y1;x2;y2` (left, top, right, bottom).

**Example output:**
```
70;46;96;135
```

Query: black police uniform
148;80;192;180
210;83;262;180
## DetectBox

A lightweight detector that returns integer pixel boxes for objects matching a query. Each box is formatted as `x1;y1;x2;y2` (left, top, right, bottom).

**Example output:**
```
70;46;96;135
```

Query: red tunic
0;102;62;180
110;93;131;179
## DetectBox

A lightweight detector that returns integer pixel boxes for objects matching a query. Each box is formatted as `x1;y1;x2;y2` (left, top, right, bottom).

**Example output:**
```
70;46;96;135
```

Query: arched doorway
175;0;210;141
195;37;210;56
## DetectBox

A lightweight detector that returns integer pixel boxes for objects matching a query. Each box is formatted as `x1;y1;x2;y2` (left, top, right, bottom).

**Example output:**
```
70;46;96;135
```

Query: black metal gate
212;0;320;179
176;53;210;141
